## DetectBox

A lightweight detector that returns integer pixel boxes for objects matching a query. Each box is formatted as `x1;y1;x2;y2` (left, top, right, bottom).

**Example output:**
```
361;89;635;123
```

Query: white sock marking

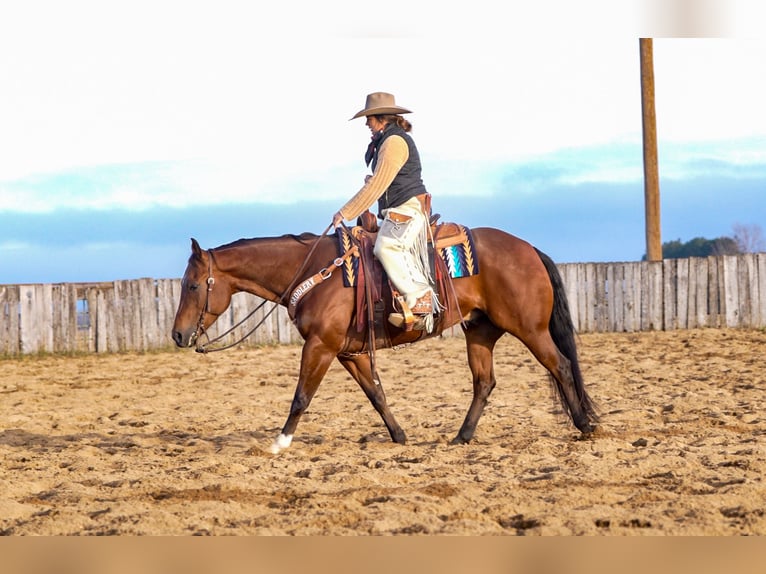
270;433;293;454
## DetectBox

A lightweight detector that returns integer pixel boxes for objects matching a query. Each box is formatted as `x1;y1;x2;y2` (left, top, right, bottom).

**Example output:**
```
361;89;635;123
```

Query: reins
338;221;383;387
194;224;334;353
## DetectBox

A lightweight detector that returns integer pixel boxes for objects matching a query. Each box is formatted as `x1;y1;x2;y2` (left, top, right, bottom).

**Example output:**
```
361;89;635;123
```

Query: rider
332;92;438;332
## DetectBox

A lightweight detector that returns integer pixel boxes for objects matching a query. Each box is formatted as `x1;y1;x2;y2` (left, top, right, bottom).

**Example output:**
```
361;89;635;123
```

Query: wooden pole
640;38;662;261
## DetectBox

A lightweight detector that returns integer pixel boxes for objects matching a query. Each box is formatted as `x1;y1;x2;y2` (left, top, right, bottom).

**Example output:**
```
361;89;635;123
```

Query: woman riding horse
332;92;438;333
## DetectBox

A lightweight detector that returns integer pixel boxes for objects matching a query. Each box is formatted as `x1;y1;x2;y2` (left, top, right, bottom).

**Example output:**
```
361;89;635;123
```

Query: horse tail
534;248;598;428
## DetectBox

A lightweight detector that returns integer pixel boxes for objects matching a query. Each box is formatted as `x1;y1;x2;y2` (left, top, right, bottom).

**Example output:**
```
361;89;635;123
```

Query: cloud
3;136;765;217
659;137;766;180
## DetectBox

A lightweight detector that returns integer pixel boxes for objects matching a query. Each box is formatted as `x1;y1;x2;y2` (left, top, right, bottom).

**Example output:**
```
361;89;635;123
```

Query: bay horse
171;226;597;453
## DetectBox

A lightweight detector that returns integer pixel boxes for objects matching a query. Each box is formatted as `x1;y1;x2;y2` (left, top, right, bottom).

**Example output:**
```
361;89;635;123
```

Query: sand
1;328;764;535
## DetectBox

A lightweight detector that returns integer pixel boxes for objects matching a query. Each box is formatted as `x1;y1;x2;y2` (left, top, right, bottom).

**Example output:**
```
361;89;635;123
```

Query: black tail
535;248;598;429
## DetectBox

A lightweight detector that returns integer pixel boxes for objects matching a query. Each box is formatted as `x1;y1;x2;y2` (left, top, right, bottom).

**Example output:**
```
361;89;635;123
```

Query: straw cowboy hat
350;92;412;120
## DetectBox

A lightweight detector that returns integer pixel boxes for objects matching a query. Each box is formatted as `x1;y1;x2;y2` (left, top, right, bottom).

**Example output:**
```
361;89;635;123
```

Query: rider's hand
332;211;344;228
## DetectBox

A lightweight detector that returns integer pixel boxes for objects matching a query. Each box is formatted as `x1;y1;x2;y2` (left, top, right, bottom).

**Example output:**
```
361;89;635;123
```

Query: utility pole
640;38;662;261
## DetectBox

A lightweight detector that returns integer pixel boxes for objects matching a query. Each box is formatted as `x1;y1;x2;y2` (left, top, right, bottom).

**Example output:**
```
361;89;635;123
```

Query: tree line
643;223;765;260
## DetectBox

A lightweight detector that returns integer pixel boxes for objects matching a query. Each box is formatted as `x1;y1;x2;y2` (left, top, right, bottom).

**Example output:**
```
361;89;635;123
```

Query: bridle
191;247;279;353
191;249;222;348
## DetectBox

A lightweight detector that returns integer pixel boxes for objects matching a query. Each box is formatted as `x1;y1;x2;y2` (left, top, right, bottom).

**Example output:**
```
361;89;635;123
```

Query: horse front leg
270;337;336;454
337;354;407;444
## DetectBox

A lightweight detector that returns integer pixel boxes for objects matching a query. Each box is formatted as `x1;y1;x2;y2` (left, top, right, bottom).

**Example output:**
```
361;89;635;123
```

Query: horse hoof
270;433;293;454
578;421;597;435
575;424;598;440
390;429;407;444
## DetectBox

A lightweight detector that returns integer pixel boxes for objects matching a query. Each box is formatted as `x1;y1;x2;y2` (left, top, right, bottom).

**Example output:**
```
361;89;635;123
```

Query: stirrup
389;295;416;331
388;312;429;331
388;294;431;331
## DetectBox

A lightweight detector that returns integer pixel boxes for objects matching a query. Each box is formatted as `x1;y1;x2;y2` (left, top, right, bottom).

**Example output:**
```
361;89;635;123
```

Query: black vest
370;124;428;213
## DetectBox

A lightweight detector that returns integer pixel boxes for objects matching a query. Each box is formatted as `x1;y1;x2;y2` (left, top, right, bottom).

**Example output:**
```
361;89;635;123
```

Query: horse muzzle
171;328;198;348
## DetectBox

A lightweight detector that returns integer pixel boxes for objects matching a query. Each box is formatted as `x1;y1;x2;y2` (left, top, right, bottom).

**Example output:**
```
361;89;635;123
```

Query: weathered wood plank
560;264;580;332
588;263;599;332
0;285;20;355
85;287;99;352
169;278;183;346
741;254;757;328
757;253;766;326
676;257;690;330
93;288;107;353
572;263;584;332
609;264;624;332
106;285;121;353
594;263;608;332
156;278;175;347
255;298;276;345
709;256;723;327
276;304;296;344
52;283;78;353
663;259;675;330
687;258;698;329
623;263;640;332
130;280;144;351
693;257;709;328
643;261;663;330
19;286;40;353
230;291;253;348
721;256;740;327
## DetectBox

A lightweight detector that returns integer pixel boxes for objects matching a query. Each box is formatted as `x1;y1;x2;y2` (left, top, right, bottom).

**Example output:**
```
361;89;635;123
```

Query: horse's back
469;227;550;272
457;227;554;331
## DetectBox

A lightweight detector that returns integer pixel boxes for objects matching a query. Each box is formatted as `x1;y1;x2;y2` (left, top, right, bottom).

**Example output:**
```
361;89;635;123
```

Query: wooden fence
2;254;765;356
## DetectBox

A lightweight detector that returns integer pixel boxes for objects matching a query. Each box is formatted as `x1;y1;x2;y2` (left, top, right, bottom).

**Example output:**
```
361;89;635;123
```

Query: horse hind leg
337;354;407;444
524;330;597;434
452;319;504;444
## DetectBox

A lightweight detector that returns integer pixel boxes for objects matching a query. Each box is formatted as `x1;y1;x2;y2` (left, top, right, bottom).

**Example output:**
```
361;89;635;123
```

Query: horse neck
213;235;330;302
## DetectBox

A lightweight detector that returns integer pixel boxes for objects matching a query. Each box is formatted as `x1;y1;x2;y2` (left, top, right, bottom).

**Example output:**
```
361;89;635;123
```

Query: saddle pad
335;227;363;287
335;223;479;287
437;224;479;278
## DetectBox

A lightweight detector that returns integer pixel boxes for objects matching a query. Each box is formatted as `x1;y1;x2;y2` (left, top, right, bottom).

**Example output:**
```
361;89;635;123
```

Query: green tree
642;236;741;260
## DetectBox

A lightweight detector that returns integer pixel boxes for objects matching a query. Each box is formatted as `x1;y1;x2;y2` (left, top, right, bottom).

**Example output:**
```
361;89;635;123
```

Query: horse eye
189;283;200;292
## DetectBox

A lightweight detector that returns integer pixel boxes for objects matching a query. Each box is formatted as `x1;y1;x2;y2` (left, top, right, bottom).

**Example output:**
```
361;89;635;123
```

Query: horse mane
215;233;320;251
215;238;257;250
285;232;320;245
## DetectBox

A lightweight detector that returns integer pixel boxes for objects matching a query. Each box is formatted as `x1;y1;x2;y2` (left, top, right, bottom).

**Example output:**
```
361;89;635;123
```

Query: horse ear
191;238;203;259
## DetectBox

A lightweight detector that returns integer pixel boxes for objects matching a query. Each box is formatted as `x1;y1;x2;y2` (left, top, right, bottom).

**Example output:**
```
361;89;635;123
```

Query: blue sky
2;2;766;283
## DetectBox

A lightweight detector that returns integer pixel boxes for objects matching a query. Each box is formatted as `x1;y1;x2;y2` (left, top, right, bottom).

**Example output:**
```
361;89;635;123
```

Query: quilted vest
370;123;428;213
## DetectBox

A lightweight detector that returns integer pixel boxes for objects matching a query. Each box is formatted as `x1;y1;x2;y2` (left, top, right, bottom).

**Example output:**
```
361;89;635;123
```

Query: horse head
172;238;233;348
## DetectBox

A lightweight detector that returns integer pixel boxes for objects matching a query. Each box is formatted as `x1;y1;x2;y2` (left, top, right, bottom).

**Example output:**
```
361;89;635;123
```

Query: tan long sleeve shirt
338;135;409;221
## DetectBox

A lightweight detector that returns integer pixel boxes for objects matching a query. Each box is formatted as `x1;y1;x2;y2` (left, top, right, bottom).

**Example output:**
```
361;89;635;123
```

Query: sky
2;1;766;283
